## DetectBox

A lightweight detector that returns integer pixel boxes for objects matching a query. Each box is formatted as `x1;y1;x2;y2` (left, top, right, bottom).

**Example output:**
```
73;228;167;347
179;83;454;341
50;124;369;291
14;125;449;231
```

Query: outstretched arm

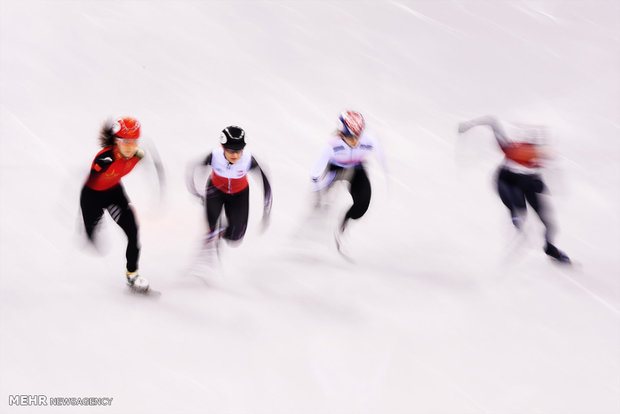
139;138;166;197
185;153;212;204
250;157;273;231
458;115;510;147
310;144;333;190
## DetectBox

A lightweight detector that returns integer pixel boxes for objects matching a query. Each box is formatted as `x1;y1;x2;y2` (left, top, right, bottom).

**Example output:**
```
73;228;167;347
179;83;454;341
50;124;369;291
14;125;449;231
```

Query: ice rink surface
1;1;619;413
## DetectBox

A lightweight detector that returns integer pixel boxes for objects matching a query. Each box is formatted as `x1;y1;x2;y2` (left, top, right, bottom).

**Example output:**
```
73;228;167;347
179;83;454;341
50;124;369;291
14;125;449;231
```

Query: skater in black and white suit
187;126;272;246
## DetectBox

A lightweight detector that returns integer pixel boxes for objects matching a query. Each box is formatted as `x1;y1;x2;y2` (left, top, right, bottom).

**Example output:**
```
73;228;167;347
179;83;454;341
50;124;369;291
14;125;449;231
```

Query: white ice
1;1;619;413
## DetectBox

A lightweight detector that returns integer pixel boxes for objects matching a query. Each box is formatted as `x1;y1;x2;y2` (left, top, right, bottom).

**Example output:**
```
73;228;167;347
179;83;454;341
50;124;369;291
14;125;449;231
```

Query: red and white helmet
338;110;365;137
112;117;141;139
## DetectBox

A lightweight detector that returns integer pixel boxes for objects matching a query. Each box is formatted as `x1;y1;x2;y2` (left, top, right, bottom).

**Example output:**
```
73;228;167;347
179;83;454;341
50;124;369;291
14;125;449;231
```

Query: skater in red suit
458;115;570;263
80;117;161;290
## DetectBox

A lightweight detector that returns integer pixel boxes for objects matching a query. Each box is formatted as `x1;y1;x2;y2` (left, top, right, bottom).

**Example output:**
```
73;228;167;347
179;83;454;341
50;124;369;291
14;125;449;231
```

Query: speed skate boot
334;219;355;262
204;227;225;245
126;270;150;291
544;243;570;264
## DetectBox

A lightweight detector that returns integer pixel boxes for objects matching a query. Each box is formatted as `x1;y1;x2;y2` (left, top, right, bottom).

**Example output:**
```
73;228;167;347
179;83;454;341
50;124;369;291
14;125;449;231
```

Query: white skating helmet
338;110;365;137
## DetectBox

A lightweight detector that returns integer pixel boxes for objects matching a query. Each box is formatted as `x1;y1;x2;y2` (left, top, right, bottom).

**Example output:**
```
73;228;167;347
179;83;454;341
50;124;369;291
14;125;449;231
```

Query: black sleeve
250;156;272;206
91;149;115;173
186;153;212;199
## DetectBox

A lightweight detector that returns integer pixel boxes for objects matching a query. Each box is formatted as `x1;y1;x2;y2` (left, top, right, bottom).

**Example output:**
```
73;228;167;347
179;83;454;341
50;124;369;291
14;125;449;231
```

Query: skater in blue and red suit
80;117;155;290
186;125;272;246
458;115;570;263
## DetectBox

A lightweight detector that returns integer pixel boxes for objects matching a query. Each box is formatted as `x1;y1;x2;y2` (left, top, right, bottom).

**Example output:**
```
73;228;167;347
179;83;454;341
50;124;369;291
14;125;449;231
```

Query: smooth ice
1;1;619;413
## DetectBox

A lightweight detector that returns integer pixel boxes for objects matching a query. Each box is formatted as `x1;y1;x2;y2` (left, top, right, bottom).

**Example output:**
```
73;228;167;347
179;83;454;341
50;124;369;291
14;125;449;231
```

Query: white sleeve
460;115;511;147
310;144;333;181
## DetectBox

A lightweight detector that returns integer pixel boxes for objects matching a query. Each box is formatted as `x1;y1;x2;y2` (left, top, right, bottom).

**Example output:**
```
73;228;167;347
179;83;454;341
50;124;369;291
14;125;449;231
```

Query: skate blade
127;284;161;297
334;232;355;264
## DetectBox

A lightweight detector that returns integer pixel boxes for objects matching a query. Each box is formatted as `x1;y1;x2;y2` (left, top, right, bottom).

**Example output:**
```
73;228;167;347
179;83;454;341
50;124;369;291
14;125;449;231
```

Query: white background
1;1;619;413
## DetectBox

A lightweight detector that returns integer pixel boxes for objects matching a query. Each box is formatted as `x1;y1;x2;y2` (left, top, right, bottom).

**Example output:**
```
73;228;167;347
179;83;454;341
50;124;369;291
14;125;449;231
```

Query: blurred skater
80;117;163;291
310;110;388;252
186;126;272;248
458;115;570;263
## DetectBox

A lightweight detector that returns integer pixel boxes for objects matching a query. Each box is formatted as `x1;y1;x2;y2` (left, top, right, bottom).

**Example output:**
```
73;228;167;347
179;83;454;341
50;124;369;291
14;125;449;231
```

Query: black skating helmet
220;126;246;150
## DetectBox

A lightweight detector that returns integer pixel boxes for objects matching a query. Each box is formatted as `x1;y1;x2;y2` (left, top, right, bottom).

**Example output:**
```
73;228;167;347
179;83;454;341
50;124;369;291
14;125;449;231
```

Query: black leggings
496;167;555;242
328;164;371;230
80;185;140;272
205;182;249;242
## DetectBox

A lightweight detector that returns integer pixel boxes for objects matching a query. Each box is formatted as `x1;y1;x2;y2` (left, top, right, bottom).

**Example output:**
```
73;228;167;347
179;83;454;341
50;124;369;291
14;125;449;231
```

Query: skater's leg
523;177;555;242
342;166;371;231
80;186;104;242
497;168;526;229
524;177;569;262
223;188;249;242
205;182;225;234
115;206;140;272
106;186;140;273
